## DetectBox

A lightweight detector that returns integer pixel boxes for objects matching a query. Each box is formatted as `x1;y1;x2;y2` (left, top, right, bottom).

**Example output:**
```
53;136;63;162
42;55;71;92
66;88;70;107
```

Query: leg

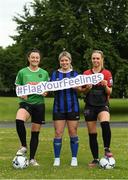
29;123;41;166
98;111;113;157
53;120;66;166
16;108;30;155
29;103;44;166
86;121;99;159
84;106;99;167
67;120;79;166
86;121;99;167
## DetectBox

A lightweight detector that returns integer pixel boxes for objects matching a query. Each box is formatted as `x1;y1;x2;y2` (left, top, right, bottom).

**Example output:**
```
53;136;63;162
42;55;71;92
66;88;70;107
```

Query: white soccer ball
99;157;115;169
12;155;29;169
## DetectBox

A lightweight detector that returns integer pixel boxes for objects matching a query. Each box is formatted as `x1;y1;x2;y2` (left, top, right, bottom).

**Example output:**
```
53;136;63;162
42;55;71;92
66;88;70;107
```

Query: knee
68;128;77;137
55;129;63;138
88;129;97;134
31;123;41;132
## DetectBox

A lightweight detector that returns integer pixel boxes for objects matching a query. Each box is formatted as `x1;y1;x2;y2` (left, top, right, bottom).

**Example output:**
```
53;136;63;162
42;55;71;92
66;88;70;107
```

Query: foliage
112;61;128;98
0;45;25;92
0;0;128;97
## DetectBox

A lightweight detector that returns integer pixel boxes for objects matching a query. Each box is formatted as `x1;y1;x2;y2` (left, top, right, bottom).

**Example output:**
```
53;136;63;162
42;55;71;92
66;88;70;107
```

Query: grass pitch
0;127;128;179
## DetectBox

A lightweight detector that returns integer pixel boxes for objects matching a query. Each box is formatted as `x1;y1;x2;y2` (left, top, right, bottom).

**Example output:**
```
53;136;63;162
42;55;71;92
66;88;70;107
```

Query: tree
5;0;128;97
0;44;24;95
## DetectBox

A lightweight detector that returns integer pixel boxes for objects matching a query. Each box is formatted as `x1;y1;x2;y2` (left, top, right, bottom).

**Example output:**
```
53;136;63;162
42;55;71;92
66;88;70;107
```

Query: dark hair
27;48;41;58
26;49;41;66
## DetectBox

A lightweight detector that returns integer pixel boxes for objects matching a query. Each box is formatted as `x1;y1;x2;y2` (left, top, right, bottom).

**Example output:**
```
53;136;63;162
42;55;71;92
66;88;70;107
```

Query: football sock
100;121;111;148
53;138;62;158
70;136;79;157
16;119;27;147
30;131;39;160
89;133;99;159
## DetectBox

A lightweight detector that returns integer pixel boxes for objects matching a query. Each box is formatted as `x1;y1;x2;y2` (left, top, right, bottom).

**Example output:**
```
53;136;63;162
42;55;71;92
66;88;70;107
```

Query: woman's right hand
86;84;92;90
20;95;28;100
42;92;48;96
81;84;92;93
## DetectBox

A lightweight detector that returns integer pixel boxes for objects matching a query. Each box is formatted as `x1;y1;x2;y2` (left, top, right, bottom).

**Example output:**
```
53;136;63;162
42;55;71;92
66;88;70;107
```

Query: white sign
16;73;104;96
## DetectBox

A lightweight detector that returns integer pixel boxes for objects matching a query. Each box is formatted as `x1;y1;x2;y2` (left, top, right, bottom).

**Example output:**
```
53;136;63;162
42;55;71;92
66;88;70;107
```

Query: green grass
0;127;128;179
0;97;128;122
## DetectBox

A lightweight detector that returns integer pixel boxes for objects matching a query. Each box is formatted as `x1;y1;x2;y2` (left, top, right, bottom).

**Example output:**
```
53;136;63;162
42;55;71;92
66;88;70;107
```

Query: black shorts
53;112;80;121
19;102;45;124
84;105;109;121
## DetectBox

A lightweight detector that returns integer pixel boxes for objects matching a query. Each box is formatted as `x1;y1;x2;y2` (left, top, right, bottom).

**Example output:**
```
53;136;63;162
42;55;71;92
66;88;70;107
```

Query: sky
0;0;32;48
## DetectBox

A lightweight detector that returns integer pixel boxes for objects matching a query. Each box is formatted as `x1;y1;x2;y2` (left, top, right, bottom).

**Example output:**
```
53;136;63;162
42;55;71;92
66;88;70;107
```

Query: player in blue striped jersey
51;51;80;166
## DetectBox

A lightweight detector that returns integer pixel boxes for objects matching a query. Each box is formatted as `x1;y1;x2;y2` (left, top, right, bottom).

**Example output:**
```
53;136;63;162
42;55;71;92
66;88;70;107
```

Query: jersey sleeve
50;71;56;81
15;70;23;85
83;70;91;75
105;70;113;87
73;71;79;77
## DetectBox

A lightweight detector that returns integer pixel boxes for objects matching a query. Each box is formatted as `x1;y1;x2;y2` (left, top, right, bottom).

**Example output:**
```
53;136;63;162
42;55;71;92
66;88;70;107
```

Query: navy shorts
19;102;45;124
84;105;109;121
53;112;80;121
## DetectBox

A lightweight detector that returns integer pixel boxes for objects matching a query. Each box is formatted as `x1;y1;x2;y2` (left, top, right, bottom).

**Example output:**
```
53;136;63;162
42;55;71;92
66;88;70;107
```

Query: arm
15;69;28;99
74;84;92;93
101;80;112;95
81;85;92;93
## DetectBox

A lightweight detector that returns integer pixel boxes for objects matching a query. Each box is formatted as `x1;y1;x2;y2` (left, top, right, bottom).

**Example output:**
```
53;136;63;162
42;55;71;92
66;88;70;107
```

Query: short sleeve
50;71;56;81
15;70;23;85
106;71;113;87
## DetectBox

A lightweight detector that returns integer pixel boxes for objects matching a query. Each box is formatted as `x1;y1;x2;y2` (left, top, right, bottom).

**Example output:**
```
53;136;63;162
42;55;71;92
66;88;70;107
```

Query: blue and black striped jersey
51;70;79;113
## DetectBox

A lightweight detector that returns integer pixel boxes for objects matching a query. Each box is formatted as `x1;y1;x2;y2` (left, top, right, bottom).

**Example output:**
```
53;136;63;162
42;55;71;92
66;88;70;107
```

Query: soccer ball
12;155;29;169
99;157;115;169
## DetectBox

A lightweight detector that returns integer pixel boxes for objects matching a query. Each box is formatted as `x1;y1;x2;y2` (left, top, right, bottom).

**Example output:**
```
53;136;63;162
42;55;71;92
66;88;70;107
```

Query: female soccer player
15;49;49;166
83;50;113;167
51;51;80;166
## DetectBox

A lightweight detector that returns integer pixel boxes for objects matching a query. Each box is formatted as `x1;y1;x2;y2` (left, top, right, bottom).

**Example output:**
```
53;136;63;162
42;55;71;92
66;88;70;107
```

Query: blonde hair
58;51;73;69
92;50;104;68
58;51;72;62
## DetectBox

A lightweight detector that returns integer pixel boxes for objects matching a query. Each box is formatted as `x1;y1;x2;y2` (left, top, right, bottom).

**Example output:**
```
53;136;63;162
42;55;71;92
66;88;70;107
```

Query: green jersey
15;67;49;104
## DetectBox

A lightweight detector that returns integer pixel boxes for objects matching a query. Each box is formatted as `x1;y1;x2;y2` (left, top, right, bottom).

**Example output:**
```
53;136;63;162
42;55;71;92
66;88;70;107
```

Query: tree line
0;0;128;97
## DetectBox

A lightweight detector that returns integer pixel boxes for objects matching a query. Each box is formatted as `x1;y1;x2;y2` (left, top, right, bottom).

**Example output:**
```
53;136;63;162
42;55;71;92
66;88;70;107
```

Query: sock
100;121;111;148
30;131;39;160
89;133;99;159
53;138;62;158
70;136;79;157
16;119;27;147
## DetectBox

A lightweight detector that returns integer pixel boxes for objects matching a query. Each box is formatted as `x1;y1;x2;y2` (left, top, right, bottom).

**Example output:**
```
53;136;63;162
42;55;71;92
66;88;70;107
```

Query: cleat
53;158;60;166
88;159;99;168
29;159;39;166
104;148;113;158
16;147;27;156
71;157;78;166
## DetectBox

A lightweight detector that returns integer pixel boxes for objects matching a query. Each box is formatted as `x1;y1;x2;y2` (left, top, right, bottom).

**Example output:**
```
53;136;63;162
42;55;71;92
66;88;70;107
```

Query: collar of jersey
91;68;104;74
27;66;40;72
58;68;72;73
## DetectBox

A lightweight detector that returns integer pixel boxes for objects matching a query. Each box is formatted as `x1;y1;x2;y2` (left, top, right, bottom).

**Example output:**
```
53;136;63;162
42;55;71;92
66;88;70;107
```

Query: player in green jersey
15;49;49;166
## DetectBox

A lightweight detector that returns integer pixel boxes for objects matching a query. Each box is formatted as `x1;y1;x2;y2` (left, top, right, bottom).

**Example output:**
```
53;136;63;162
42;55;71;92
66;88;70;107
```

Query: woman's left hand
101;80;107;87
